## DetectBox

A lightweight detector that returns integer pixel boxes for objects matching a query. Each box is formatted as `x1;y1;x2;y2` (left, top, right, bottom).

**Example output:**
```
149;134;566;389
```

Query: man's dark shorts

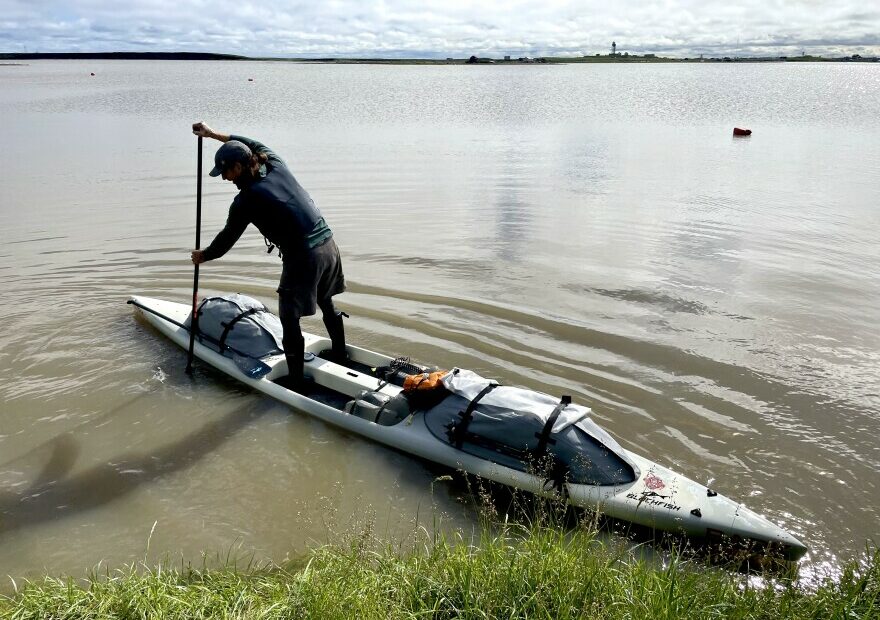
277;237;346;319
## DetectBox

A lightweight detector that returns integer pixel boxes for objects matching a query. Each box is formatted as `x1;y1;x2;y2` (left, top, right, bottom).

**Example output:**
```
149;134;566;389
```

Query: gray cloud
1;0;878;57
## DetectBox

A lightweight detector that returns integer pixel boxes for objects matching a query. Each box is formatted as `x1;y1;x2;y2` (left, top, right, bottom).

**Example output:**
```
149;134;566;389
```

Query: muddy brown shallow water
1;60;878;583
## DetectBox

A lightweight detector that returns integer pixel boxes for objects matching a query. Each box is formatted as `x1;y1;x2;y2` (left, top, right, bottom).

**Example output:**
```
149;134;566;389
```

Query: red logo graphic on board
644;474;665;490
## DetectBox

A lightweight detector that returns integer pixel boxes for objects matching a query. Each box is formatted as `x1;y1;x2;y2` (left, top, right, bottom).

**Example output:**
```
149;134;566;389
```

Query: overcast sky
2;0;878;58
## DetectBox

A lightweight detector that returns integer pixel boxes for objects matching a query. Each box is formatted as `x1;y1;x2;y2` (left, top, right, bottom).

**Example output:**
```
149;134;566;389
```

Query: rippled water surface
1;60;878;581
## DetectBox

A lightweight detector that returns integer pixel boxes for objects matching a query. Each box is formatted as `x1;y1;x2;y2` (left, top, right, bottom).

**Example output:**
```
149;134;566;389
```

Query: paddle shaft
185;136;203;374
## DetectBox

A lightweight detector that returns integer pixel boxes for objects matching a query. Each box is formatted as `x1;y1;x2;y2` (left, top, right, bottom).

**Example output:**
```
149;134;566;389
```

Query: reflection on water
1;60;879;582
0;399;257;535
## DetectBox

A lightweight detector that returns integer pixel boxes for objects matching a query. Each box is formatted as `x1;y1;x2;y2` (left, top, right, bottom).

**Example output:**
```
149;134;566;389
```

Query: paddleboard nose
732;505;808;560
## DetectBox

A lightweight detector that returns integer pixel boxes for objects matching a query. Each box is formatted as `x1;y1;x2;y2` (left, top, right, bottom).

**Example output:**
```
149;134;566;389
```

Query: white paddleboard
129;294;807;561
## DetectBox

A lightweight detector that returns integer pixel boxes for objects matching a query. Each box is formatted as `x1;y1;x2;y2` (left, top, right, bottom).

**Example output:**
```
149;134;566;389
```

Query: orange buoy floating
733;127;752;136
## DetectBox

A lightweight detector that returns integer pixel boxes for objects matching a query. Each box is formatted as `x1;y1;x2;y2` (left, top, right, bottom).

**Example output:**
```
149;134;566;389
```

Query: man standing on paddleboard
190;122;347;392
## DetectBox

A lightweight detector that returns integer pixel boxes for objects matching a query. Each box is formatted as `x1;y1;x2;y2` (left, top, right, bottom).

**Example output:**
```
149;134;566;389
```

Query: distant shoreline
0;52;247;61
1;51;877;64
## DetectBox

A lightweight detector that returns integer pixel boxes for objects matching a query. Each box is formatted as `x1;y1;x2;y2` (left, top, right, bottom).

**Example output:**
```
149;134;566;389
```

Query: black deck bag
184;294;284;377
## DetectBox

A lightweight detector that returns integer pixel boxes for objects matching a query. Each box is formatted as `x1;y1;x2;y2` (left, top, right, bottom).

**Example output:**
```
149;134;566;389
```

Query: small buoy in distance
248;78;254;81
733;127;752;136
90;72;95;76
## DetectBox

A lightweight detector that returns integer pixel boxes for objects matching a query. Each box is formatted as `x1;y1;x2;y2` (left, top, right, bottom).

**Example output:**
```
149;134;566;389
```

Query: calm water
1;60;878;583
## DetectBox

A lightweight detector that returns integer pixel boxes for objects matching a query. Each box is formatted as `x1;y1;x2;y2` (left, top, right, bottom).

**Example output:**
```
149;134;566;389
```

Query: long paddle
185;136;203;375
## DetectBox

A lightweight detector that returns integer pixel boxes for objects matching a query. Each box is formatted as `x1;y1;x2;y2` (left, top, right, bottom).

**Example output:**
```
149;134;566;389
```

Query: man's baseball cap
209;140;253;177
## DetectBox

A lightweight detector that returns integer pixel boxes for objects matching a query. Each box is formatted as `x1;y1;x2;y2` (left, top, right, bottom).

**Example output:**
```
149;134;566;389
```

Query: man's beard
234;168;257;190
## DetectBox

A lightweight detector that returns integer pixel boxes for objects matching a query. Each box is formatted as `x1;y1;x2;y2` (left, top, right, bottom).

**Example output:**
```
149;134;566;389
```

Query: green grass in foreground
2;511;878;620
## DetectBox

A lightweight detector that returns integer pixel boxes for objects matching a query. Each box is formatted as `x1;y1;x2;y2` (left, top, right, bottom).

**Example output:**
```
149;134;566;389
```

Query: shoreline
2;51;877;64
2;516;877;617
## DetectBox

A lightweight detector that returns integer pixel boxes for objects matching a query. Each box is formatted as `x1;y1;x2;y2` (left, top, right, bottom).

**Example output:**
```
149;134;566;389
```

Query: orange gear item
403;370;449;392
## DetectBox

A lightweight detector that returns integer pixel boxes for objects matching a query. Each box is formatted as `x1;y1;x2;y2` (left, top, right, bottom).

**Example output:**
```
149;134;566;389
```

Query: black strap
373;399;390;424
542;457;570;497
449;383;498;449
218;307;264;352
533;395;572;459
194;297;211;320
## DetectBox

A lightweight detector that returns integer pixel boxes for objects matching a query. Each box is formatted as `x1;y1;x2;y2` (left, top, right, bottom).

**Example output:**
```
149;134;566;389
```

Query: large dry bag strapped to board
424;369;640;487
347;367;640;489
184;294;284;377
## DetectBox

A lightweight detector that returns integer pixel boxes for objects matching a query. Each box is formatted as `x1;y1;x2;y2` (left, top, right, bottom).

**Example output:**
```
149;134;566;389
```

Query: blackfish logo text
627;491;682;512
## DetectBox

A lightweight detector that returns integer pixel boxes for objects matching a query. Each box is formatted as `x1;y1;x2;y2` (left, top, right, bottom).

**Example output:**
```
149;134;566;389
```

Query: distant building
504;55;510;61
612;41;616;55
